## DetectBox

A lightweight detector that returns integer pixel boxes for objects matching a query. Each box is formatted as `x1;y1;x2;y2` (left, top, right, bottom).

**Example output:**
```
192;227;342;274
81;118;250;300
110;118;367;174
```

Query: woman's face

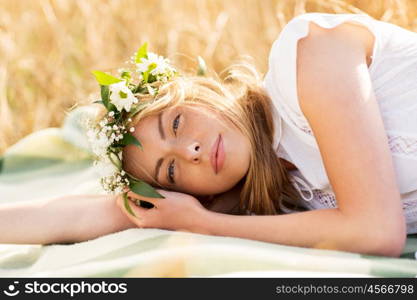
124;104;251;196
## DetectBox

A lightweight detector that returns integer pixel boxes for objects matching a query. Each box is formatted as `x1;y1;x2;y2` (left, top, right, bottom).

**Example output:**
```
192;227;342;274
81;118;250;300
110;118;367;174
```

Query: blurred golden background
1;0;416;154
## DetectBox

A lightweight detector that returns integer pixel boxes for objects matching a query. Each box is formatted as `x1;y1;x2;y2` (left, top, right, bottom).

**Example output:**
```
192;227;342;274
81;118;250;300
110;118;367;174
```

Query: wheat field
0;0;416;154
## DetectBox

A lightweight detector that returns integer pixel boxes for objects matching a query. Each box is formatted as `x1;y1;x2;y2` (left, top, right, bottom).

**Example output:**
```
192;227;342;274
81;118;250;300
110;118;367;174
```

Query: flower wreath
85;43;179;216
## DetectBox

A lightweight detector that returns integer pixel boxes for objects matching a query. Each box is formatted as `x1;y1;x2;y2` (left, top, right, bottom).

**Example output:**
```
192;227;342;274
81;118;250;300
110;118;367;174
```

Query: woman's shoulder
266;12;378;80
264;12;376;128
265;12;379;74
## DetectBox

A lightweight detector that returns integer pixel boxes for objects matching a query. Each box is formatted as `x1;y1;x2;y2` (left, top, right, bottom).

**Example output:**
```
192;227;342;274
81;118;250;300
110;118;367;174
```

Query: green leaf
91;70;122;85
125;170;141;182
108;151;122;170
142;70;149;84
129;180;165;198
100;85;109;106
109;145;124;151
93;100;104;105
148;73;157;83
0;156;3;174
127;102;147;119
120;70;131;84
120;133;142;149
135;42;148;63
123;193;136;217
100;85;117;111
197;56;207;76
132;85;147;94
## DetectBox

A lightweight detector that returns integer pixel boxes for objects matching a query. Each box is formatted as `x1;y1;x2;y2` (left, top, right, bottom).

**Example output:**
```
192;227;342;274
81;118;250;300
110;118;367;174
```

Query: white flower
136;52;175;76
129;127;135;132
109;82;137;112
112;186;124;195
94;157;128;194
86;127;112;157
93;158;119;178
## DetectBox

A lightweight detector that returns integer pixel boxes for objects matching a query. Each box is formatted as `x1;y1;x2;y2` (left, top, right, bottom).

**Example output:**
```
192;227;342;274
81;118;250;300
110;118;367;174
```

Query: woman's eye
167;159;175;184
172;114;181;135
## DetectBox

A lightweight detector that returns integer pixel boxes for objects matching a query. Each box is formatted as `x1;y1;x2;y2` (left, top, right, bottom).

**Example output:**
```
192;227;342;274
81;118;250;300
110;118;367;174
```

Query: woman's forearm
0;199;60;244
197;208;403;257
0;195;136;245
70;194;137;243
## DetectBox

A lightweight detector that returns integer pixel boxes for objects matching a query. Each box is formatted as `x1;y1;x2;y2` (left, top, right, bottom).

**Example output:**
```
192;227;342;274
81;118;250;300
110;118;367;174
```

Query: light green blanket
1;107;417;278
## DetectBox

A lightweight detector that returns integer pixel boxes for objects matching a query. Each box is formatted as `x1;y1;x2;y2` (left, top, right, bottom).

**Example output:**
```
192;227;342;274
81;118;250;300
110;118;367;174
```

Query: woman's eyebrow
154;111;166;184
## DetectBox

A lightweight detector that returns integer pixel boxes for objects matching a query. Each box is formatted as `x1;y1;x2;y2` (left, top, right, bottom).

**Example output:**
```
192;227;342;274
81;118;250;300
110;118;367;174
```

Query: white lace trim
290;116;313;135
300;125;313;135
280;122;417;233
291;117;417;157
308;189;338;208
249;178;417;233
387;134;417;156
302;189;417;211
289;174;314;202
301;187;417;234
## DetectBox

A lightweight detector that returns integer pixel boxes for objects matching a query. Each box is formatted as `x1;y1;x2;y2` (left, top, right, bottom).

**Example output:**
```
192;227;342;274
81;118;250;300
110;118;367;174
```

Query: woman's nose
181;141;201;163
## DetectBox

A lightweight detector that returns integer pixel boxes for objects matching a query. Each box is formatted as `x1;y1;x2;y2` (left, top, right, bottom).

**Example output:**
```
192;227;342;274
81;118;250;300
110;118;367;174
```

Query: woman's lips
210;135;220;174
210;134;225;174
216;135;225;173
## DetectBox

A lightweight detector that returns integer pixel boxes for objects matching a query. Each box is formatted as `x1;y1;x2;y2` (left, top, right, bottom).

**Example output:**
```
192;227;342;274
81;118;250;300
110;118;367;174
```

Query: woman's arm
295;21;406;255
0;194;136;244
193;22;407;257
197;207;400;257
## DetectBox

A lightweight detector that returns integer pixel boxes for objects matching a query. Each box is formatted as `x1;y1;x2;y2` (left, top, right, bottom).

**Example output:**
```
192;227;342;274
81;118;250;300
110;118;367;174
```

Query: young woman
1;13;416;257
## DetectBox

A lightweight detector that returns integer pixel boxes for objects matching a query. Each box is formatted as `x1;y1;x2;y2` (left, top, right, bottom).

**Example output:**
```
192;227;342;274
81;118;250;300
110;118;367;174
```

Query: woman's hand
116;189;209;233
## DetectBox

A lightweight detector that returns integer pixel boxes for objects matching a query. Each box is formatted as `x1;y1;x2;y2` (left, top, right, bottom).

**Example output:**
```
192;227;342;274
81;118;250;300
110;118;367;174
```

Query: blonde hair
118;61;307;215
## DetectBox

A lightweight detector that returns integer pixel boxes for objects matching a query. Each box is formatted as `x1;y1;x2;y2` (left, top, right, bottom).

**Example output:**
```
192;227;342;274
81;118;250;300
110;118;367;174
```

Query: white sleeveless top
263;13;417;234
